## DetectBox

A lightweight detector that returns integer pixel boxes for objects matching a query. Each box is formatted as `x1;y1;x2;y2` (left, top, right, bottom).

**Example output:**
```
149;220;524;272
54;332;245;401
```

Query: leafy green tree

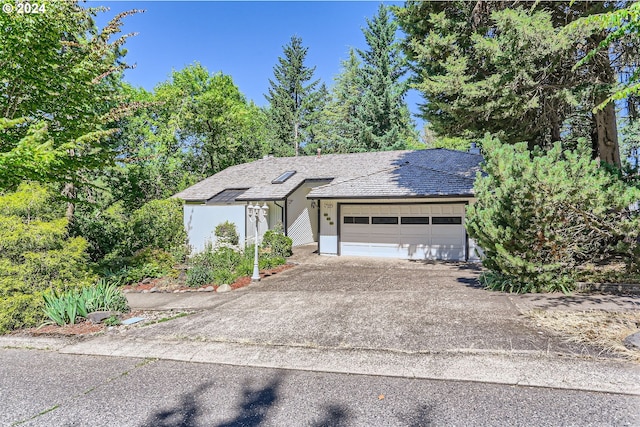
0;1;139;190
155;63;267;176
265;36;321;156
106;85;196;210
466;136;640;293
355;5;417;151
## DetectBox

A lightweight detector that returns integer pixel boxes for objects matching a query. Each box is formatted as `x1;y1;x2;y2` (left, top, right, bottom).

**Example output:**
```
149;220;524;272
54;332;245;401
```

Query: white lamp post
248;202;269;281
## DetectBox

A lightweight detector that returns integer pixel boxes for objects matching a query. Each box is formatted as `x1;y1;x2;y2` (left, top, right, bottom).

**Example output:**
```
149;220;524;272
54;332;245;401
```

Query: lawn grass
527;309;640;362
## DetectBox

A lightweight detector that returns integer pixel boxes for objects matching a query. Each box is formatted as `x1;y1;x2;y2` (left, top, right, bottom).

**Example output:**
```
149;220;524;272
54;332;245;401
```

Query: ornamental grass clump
466;136;640;293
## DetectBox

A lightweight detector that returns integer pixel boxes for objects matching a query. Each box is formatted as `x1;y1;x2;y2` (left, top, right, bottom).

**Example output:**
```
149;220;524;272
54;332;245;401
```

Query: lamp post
247;202;269;281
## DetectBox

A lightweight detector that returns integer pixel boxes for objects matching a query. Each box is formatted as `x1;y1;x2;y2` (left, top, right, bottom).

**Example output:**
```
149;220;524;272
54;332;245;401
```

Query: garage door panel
340;204;466;261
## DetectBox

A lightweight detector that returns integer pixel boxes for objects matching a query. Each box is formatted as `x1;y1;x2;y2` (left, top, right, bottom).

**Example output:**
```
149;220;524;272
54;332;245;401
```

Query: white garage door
340;204;466;260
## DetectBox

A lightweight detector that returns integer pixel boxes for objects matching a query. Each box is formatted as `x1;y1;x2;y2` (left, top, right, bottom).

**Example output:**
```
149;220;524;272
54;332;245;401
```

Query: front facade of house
174;149;483;261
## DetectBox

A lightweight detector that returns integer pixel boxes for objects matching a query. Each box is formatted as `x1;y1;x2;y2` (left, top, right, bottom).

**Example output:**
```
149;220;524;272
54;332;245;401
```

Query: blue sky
93;1;424;127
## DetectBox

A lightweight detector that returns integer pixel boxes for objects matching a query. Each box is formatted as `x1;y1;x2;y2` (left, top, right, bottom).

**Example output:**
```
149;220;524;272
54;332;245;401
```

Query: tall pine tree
265;36;320;156
323;48;366;153
355;4;417;151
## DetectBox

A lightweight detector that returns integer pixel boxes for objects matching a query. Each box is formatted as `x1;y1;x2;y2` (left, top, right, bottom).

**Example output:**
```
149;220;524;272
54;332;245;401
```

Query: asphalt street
2;348;639;427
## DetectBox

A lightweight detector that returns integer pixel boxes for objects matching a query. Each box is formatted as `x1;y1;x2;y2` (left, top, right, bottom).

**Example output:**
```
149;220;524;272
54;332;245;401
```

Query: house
174;148;483;261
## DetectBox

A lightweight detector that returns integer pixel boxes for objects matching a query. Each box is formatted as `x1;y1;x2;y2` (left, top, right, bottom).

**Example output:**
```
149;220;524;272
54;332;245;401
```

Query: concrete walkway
3;245;639;395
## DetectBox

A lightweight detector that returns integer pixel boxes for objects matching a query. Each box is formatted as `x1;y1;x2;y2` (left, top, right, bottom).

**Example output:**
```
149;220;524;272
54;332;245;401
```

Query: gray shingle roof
307;164;477;198
173;149;483;202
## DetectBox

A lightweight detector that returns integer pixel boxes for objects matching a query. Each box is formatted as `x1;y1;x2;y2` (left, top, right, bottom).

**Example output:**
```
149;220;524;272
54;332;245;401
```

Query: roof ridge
434;147;483;157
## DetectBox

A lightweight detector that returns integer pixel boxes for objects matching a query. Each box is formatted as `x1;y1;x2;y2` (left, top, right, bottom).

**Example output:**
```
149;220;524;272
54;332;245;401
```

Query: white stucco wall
318;200;338;255
184;204;246;253
286;183;323;247
245;202;275;245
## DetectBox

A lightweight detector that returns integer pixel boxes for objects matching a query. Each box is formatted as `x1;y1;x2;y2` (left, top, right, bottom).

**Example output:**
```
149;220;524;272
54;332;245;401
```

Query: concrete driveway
50;246;640;395
122;255;574;354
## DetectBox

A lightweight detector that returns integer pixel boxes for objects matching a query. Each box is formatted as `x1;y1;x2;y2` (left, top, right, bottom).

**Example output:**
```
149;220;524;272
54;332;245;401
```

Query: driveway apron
112;256;587;355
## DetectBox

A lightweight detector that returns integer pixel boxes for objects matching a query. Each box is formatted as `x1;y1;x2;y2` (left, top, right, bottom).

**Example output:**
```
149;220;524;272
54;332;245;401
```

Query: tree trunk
294;121;299;156
63;182;76;224
591;98;621;167
587;32;622;168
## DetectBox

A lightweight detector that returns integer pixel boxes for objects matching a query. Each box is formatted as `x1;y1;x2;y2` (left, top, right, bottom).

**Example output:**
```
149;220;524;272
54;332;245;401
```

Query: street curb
58;336;640;396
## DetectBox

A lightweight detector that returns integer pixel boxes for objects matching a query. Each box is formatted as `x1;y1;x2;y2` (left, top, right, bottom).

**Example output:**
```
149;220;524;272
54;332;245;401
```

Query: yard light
248;202;269;281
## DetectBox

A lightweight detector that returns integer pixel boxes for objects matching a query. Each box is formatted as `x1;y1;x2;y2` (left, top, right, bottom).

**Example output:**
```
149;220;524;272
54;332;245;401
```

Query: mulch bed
16;310;152;337
11;264;295;338
122;263;295;293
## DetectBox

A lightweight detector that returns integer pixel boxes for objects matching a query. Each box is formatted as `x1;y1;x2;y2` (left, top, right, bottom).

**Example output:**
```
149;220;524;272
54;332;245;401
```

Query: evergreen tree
395;1;630;166
466;136;640;293
323;48;366;153
302;83;332;155
265;36;320;156
355;5;417;151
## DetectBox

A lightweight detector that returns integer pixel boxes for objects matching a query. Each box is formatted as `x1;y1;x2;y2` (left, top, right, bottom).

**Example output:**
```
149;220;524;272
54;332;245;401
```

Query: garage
339;204;467;260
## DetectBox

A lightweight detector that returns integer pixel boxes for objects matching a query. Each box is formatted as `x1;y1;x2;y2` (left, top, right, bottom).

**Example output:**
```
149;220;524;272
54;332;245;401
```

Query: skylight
272;170;296;184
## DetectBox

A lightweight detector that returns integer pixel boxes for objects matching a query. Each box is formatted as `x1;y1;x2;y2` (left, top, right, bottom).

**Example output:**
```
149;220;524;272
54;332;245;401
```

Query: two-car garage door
340;204;466;261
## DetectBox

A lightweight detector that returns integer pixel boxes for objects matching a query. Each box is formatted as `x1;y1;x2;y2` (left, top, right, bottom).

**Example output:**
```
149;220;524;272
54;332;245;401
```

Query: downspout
464;201;469;262
283;198;288;236
274;200;285;233
316;199;321;255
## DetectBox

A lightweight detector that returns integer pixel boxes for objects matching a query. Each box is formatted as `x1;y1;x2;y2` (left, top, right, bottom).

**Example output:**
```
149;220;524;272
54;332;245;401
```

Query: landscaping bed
121;263;295;293
13;310;194;337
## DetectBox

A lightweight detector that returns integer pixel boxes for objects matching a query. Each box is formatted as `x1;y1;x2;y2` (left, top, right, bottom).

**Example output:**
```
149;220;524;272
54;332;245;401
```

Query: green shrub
0;293;45;334
0;183;96;333
73;201;129;262
186;245;241;287
130;198;186;254
260;256;287;270
261;229;293;257
214;221;239;245
186;241;288;288
212;269;239;286
99;247;178;285
240;245;287;273
237;256;255;277
186;264;215;288
466;136;640;293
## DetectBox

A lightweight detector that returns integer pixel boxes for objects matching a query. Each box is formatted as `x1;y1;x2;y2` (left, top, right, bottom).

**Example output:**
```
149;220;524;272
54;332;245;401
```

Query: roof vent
469;142;481;155
272;170;296;184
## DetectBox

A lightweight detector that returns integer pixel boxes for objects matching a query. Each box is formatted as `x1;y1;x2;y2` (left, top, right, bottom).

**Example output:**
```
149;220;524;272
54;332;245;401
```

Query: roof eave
306;193;475;200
